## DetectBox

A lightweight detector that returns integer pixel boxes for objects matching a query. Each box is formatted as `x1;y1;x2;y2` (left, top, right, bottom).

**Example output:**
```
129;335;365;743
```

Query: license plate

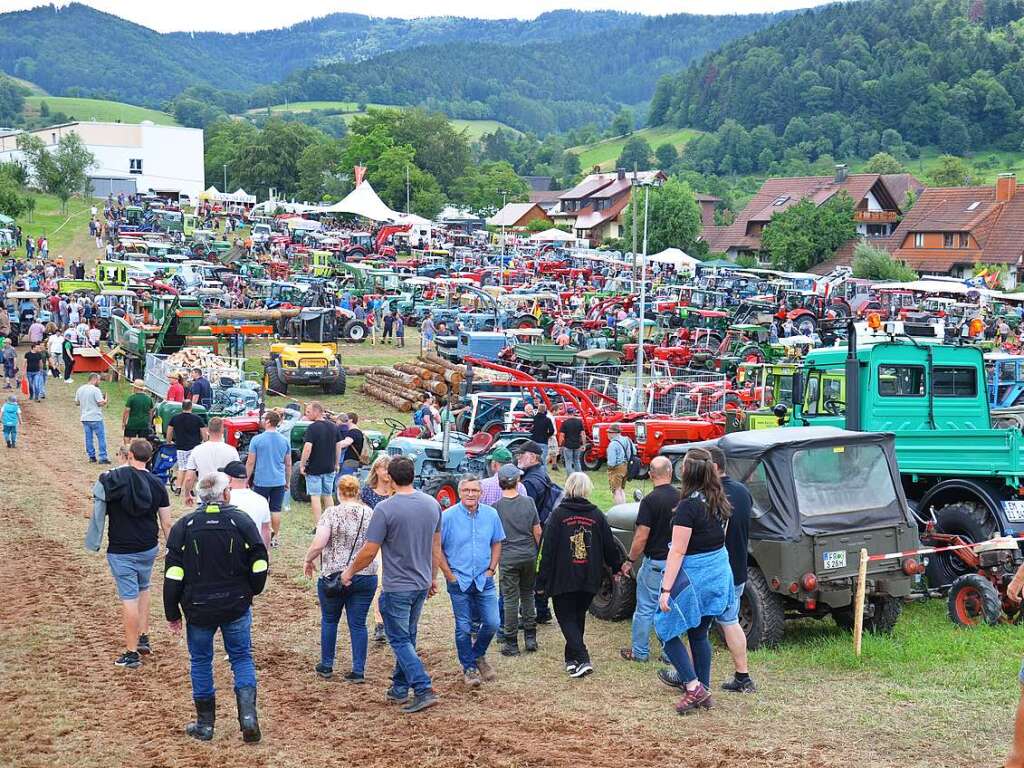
822;550;847;570
1004;501;1024;522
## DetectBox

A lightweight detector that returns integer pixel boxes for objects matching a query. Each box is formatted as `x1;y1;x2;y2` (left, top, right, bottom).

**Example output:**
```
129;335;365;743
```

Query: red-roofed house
487;202;552;229
552;169;667;245
888;173;1024;287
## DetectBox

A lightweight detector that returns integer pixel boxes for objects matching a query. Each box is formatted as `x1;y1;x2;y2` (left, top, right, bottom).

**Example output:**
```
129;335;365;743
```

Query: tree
617;136;653;171
296;139;345;202
761;193;857;271
610;108;635;137
0;175;28;219
0;76;25;125
939;117;971;155
929;155;975;187
654;143;679;170
865;152;905;175
230;119;326;199
449;161;528;215
851;240;917;281
370;144;445;219
561;151;581;182
18;132;95;213
621;178;702;255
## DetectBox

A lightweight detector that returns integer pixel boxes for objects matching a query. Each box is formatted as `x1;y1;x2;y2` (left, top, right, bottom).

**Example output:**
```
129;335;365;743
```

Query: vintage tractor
263;308;346;397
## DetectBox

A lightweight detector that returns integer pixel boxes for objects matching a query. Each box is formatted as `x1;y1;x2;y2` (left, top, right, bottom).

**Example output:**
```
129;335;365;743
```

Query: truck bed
894;428;1024;478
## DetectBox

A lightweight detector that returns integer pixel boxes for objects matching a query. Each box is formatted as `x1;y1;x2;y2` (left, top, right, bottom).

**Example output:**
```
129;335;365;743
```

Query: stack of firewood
351;353;473;412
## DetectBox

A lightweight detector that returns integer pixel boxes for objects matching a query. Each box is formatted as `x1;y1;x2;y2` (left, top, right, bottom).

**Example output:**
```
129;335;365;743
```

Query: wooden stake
853;547;868;657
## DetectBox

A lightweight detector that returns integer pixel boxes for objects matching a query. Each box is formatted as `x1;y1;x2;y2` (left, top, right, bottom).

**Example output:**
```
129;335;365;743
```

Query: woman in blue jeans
655;448;736;714
303;475;378;682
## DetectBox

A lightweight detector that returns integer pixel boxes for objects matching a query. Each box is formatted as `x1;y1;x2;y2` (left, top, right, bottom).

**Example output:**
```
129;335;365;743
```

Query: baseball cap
497;463;522;481
219;460;248;479
488;447;514;463
518;440;544;456
607;423;622;433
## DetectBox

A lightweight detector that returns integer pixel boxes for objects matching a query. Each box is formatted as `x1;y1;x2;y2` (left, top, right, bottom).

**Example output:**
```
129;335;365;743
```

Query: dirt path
0;390;979;768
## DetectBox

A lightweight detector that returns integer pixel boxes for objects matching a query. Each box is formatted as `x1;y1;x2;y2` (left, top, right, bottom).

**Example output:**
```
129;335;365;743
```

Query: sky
0;0;830;32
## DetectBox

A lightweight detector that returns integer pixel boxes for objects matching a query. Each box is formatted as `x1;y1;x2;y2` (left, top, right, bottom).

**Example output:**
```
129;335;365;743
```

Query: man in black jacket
164;471;269;743
517;441;559;623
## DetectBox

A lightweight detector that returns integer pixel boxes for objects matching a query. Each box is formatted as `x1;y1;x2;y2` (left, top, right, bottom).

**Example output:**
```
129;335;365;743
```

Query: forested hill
0;3;788;128
649;0;1024;153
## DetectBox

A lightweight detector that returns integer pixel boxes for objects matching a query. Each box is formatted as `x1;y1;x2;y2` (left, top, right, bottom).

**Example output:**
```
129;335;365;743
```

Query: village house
551;169;667;245
887;172;1024;288
486;201;553;229
702;166;923;262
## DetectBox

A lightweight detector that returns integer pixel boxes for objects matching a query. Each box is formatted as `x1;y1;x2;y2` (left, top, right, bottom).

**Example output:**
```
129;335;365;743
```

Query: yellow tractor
263;308;346;396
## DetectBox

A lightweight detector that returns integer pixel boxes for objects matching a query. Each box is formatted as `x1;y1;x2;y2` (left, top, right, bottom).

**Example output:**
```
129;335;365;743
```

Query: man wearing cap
605;423;634;506
517;440;559;624
494;464;542;656
222;460;272;548
122;380;154;446
480;447;525;506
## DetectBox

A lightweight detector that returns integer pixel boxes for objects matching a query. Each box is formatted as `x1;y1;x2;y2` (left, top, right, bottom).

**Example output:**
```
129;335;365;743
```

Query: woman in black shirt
656;447;735;714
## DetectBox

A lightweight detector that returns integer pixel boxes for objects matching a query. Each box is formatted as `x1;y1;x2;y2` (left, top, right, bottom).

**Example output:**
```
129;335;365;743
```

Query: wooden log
396;362;434;380
372;367;420;387
360;383;412;412
345;365;380;376
365;375;421;403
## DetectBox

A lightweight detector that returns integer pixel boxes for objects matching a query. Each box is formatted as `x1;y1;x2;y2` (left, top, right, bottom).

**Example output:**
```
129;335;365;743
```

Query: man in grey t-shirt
74;372;109;463
343;456;440;713
493;465;542;656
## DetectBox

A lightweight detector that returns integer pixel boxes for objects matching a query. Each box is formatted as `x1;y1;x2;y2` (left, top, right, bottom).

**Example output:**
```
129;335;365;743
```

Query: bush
852;241;917;281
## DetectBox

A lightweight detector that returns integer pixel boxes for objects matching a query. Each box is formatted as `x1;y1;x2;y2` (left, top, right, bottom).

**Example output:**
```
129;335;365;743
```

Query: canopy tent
529;228;576;242
392;212;431;226
197;186;221;201
648;247;699;270
0;213;14;226
321;181;402;222
197;186;256;205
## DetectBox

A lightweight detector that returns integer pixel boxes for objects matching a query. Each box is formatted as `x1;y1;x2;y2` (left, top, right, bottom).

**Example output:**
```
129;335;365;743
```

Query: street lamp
498;189;509;289
634;177;662;396
223;164;228;192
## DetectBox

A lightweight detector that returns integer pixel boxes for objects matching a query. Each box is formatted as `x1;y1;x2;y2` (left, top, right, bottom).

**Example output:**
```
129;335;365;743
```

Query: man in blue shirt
436;474;505;688
245;411;292;548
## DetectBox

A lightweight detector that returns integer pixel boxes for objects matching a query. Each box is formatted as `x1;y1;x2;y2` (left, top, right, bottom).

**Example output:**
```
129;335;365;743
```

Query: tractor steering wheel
383;417;406;431
823;398;845;416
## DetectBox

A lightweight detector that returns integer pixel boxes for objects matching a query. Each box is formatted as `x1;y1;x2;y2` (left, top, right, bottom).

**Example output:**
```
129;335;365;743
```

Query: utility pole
405;164;410;214
499;189;508;290
223;164;227;191
634;178;660;398
631;164;638;285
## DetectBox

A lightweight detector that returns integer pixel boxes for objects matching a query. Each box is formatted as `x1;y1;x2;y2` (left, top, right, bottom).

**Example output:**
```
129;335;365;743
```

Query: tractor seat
397;426;423;438
463;432;495;457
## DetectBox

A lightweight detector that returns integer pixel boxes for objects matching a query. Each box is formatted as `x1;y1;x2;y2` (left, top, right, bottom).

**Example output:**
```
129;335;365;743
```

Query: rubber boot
524;629;538;653
500;634;520;657
185;696;215;741
235;686;261;743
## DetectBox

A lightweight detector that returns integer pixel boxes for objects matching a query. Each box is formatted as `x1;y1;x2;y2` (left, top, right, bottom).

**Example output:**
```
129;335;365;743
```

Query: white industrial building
0;121;205;200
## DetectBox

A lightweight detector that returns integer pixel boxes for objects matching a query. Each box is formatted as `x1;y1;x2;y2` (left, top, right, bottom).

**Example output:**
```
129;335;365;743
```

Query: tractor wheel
323;368;346;395
582;451;603;472
742;567;786;650
947;574;1003;627
289;464;310;504
737;344;765;364
724;393;743;411
925;501;998;589
481;421;505;439
264;364;288;397
832;596;903;634
423;475;459;509
827;301;851;319
515;315;538;329
672;458;685;482
590;541;636;621
342;319;367;343
795;315;818;337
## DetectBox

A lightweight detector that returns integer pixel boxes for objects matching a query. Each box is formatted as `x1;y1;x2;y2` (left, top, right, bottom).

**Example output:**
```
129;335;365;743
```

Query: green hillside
569;126;702;171
23;96;177;125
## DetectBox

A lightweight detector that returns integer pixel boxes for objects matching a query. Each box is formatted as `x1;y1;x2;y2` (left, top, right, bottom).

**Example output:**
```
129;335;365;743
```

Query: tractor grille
387;447;405;457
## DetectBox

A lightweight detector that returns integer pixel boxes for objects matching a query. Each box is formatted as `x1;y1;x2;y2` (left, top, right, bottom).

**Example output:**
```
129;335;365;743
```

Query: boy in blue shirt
2;394;23;447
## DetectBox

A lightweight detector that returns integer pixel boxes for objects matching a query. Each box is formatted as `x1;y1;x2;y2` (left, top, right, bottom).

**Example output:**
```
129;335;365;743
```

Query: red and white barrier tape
865;532;1024;563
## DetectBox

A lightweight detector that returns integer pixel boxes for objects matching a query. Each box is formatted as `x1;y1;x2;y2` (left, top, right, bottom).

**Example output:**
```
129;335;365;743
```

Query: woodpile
347;353;475;410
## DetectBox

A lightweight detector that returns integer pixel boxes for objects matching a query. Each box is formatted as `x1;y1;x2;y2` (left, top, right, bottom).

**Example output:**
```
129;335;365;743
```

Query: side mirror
632;488;644;502
792;371;804;411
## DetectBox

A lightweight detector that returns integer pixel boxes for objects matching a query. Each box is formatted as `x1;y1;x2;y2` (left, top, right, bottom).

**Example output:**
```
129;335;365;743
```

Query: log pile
348;353;475;411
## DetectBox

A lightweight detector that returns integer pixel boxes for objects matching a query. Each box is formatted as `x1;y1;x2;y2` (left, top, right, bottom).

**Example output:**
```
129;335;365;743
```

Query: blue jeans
561;447;583;475
380;589;432;696
446;579;499;671
663;615;714;688
630;557;665;660
185;608;256;700
82;419;108;461
3;424;16;445
317;574;378;675
28;370;45;400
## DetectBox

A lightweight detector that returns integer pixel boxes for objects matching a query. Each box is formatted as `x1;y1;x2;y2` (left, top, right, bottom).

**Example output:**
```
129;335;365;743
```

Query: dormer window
772;195;790;206
966;201;980;211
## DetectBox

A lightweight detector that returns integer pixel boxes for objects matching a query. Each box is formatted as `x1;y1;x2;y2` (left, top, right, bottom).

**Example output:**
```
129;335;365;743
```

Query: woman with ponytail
654;447;737;714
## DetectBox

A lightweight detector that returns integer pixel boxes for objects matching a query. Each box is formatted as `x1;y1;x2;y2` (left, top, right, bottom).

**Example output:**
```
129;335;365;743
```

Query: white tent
321;181;402;222
648;247;699;270
529;228;576;242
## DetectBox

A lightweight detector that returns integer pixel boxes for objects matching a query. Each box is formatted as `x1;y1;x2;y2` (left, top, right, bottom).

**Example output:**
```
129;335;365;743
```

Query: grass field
14;192;97;265
23;96;178;126
569;126;703;171
5;73;46;95
852;147;1024;186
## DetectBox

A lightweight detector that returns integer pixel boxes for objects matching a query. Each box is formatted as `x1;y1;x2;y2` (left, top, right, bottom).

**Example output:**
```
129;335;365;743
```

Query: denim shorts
107;545;160;600
716;582;746;626
306;472;336;496
254;484;285;513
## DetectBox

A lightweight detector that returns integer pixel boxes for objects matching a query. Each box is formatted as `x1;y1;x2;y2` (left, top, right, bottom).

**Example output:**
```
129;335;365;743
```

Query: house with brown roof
702;166;923;261
888;173;1024;288
486;202;552;229
552;169;667;245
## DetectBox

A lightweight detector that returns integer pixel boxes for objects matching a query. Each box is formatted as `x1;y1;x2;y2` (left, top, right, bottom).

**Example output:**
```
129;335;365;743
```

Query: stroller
146;435;180;493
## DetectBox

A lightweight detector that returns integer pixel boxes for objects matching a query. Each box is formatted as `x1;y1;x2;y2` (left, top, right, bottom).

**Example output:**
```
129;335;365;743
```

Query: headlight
592;425;600;441
635;423;647;443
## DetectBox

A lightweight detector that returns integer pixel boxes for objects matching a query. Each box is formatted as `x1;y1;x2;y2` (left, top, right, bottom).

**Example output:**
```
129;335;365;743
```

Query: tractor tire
323;368;346;395
947;573;1003;627
514;315;538;329
827;301;851;319
264;364;288;397
582;451;604;472
724;393;743;411
342;319;367;343
290;464;310;504
925;501;998;589
737;344;766;364
423;475;460;509
590;541;636;621
832;596;903;634
742;567;786;650
795;315;818;337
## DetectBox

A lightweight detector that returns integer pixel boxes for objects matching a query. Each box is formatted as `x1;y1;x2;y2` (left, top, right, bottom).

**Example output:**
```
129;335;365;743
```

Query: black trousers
62;351;74;380
552;590;594;665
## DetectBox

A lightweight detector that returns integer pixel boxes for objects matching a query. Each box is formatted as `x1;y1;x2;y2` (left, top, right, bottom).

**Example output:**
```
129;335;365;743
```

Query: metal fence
550;365;727;416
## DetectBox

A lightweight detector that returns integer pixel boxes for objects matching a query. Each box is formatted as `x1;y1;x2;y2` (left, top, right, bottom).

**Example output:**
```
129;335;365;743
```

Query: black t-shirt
636;483;680;560
190;376;213;407
25;351;43;373
340;426;364;463
168;411;205;451
107;468;169;554
722;476;752;585
672;493;726;555
559;416;584;449
304;419;339;475
529;413;555;444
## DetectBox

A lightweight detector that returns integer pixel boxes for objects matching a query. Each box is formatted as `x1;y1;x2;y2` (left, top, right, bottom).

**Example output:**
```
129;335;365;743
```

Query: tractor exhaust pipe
845;320;861;431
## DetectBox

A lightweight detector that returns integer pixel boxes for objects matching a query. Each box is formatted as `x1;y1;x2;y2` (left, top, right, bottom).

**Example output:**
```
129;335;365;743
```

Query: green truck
109;296;212;379
789;322;1024;586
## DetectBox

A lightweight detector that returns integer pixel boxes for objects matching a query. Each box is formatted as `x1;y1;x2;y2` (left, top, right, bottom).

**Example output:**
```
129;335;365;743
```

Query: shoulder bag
318;506;367;598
